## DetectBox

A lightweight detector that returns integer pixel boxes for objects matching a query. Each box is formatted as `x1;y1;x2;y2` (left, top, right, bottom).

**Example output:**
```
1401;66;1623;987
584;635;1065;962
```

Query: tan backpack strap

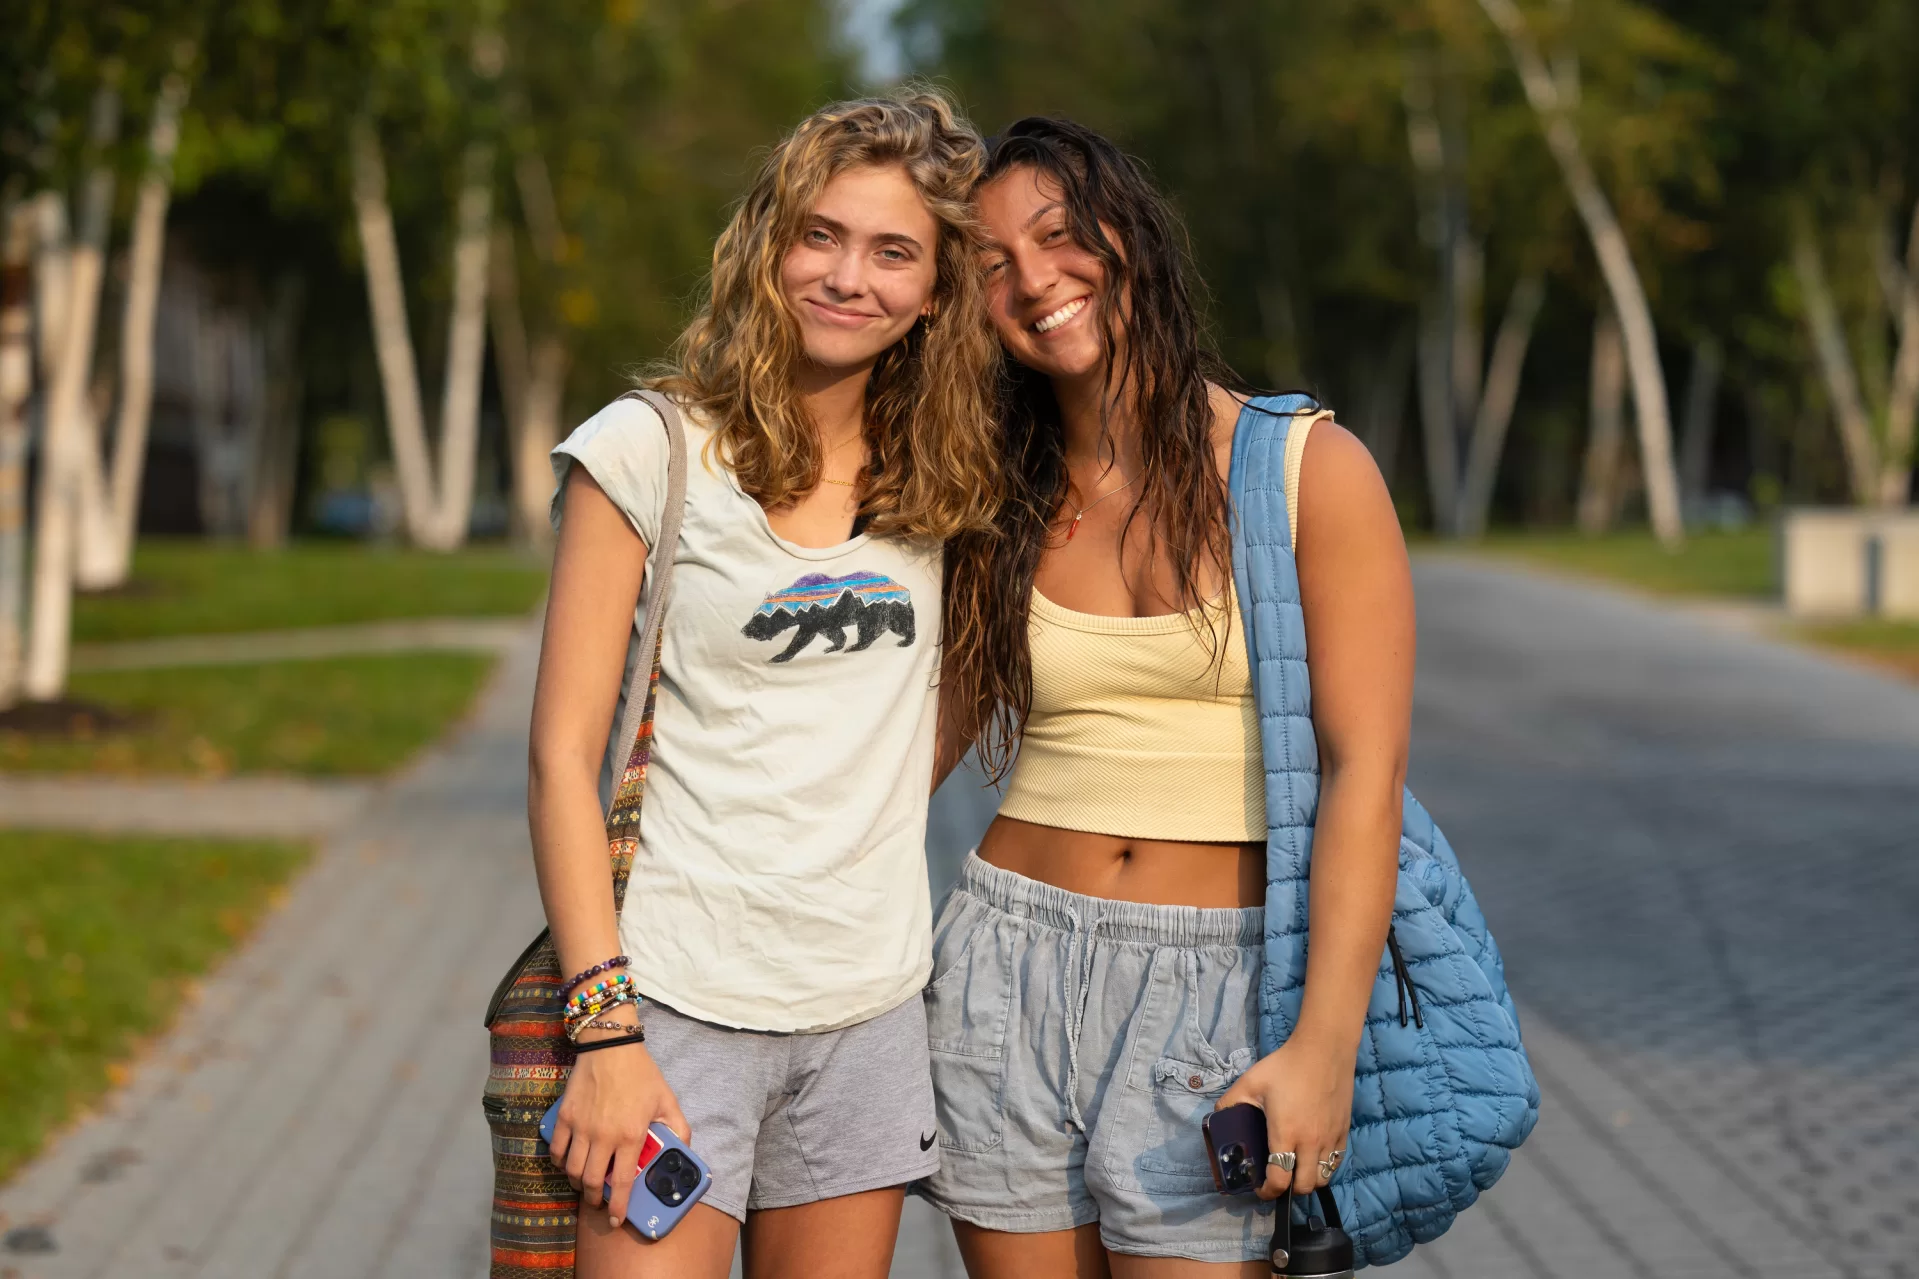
602;389;689;842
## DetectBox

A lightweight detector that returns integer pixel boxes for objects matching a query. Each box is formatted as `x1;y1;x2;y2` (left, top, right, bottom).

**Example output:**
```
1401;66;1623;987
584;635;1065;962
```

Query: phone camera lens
1219;1142;1254;1190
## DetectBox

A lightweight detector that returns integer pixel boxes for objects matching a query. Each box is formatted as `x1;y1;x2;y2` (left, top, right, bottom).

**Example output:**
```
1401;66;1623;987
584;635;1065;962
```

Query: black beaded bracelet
570;1027;647;1054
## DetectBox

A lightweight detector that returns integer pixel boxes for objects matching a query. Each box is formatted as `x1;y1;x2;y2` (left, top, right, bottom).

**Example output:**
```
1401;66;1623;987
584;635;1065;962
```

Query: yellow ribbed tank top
996;411;1323;842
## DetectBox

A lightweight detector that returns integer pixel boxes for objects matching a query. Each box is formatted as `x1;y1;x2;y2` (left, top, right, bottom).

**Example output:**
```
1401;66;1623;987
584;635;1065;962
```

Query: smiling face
779;162;941;374
976;164;1112;385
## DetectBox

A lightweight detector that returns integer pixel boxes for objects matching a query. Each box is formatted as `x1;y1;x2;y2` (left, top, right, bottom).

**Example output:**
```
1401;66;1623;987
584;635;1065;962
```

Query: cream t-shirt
550;396;940;1032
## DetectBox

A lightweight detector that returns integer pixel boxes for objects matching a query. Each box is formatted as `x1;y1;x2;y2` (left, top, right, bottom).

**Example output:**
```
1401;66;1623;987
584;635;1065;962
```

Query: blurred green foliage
903;0;1919;518
4;0;853;448
7;0;1917;527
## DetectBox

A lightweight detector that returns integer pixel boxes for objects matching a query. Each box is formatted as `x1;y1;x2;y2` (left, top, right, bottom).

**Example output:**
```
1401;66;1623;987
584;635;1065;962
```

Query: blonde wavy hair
648;88;1000;541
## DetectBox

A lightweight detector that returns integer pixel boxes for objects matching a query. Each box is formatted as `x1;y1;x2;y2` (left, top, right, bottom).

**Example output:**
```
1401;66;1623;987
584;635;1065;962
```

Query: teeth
1033;298;1086;333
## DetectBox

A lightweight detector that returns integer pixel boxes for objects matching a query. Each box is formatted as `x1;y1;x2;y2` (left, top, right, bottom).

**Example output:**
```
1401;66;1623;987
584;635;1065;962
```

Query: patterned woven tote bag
481;390;688;1279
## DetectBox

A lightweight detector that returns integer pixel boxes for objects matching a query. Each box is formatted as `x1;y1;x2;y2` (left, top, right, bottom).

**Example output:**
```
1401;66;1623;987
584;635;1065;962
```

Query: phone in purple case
1201;1102;1270;1195
539;1101;712;1239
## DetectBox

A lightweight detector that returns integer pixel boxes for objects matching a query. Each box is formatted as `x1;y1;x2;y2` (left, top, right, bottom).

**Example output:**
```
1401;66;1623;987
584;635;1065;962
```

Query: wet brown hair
942;117;1258;780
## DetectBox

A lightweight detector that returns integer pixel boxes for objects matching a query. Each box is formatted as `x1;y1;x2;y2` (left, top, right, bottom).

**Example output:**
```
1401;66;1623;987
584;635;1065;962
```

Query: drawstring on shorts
1059;900;1104;1133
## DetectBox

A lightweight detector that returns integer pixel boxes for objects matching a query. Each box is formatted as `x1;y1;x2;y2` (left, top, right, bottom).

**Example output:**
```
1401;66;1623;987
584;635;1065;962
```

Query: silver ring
1317;1149;1345;1179
1268;1150;1297;1172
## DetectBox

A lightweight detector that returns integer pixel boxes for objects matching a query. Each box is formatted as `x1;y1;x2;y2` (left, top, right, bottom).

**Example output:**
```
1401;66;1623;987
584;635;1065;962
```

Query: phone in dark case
1201;1102;1270;1195
539;1102;712;1239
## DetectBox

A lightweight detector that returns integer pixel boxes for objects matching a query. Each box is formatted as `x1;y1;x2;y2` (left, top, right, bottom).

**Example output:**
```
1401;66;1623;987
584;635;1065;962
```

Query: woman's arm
529;466;689;1231
1217;419;1413;1200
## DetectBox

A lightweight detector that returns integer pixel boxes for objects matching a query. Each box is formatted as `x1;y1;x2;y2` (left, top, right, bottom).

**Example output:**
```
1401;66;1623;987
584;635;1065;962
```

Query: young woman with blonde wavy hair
530;89;998;1278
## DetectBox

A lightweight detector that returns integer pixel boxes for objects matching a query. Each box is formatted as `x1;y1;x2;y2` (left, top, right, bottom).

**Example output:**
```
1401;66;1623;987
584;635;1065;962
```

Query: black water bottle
1270;1187;1354;1278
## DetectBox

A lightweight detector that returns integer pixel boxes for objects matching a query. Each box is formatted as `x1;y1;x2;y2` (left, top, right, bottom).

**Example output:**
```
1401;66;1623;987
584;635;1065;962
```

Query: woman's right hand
547;1036;690;1232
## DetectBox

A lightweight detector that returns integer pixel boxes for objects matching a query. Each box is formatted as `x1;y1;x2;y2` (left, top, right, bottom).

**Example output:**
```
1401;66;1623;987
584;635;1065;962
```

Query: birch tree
1477;0;1685;544
1403;52;1549;538
72;56;191;587
23;81;119;702
488;148;570;546
1791;201;1919;507
0;204;32;708
350;120;494;552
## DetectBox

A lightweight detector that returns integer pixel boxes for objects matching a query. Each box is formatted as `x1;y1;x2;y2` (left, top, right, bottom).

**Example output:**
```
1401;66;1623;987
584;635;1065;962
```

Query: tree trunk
519;336;569;541
426;141;495;549
0;204;33;708
1478;0;1684;546
1879;197;1919;505
1456;271;1546;538
1578;308;1627;534
24;84;119;702
32;194;70;381
1416;298;1459;531
488;223;569;546
1404;59;1459;532
1678;336;1722;516
350;120;440;545
1791;224;1880;503
248;275;305;549
73;65;190;587
349;122;493;552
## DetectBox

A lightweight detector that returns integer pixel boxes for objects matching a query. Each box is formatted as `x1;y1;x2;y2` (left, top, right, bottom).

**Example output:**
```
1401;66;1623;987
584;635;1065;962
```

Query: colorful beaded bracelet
562;955;630;995
565;971;635;1014
563;985;641;1032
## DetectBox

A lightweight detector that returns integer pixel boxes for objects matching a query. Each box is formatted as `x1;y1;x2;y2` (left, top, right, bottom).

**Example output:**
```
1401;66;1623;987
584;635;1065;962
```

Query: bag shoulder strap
602;388;688;830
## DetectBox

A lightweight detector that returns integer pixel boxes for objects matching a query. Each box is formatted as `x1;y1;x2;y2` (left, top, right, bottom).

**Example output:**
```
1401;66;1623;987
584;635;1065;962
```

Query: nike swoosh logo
919;1132;937;1151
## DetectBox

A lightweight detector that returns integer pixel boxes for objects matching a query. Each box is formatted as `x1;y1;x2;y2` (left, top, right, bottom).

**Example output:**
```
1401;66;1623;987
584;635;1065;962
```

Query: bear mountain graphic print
741;570;916;663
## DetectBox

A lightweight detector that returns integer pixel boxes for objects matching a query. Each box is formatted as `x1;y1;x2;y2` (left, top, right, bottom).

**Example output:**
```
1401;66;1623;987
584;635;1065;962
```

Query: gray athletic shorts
641;993;940;1221
913;853;1277;1262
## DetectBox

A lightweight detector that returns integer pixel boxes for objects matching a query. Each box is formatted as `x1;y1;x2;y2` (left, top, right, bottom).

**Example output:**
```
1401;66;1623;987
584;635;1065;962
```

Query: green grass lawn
1469;526;1774;599
72;539;548;643
0;652;497;775
1800;618;1919;679
0;830;309;1183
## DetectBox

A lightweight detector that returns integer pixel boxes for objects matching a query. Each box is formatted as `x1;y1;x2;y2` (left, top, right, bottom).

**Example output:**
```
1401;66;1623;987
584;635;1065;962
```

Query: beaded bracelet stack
562;956;645;1045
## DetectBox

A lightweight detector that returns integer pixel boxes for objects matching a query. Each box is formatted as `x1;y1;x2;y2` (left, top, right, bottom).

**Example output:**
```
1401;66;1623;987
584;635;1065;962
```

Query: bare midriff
977;814;1265;909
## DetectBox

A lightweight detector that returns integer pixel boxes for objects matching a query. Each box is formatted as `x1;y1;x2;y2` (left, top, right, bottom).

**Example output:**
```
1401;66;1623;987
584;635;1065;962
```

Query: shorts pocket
922;894;1011;1153
1109;947;1257;1192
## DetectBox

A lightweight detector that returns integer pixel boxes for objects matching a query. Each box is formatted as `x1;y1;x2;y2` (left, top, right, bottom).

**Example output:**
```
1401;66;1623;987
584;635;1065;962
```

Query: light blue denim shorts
913;853;1276;1262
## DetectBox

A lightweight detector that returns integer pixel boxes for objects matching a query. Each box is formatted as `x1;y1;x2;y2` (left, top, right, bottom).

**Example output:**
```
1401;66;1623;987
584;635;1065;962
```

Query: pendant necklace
1063;474;1136;540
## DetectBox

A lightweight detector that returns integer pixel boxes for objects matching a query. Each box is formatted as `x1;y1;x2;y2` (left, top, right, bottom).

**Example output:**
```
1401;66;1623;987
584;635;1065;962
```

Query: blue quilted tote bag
1229;394;1540;1268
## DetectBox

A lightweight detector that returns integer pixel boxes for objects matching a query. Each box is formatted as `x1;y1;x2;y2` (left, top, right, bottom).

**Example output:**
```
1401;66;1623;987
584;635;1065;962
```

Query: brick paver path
5;557;1914;1277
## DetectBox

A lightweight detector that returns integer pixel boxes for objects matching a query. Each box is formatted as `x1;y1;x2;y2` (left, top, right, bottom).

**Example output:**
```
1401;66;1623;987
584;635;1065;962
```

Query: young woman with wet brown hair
924;117;1414;1277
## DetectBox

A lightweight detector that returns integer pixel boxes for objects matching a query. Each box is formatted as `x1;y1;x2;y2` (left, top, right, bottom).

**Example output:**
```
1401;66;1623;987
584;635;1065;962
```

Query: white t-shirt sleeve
549;396;670;547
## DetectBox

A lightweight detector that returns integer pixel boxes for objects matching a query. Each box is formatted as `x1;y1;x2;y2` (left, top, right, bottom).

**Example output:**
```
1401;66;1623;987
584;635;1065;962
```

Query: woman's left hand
1216;1033;1355;1200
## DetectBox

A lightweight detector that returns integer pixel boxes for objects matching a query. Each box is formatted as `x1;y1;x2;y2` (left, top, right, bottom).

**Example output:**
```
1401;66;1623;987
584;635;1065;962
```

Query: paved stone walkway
0;774;375;838
3;557;1913;1277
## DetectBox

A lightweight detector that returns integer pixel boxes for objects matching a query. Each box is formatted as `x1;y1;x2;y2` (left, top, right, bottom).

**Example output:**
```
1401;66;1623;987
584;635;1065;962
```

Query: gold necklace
820;434;864;487
1063;475;1136;540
